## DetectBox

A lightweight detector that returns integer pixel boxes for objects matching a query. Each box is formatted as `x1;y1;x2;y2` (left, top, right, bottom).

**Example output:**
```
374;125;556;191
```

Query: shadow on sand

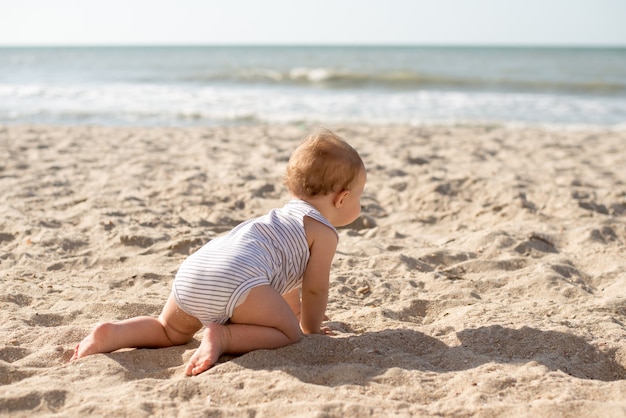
230;324;626;385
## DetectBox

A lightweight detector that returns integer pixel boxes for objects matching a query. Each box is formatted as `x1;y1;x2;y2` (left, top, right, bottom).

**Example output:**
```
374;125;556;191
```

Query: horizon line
1;42;625;49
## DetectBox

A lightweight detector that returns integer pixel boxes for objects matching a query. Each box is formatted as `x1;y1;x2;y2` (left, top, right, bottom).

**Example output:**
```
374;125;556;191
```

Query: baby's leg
185;285;301;376
71;295;202;360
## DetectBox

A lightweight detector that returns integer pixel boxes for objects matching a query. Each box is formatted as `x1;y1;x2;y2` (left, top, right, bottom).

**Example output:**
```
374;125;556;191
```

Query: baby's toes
69;344;80;361
185;356;211;376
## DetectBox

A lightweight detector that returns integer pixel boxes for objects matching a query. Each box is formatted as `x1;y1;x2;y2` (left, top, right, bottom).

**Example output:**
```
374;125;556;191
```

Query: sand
1;123;625;417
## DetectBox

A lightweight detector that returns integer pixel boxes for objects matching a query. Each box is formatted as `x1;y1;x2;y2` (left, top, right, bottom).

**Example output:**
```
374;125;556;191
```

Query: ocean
1;45;625;127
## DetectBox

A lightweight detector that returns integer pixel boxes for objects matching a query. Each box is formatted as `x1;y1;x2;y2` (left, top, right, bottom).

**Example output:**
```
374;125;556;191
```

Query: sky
1;0;625;46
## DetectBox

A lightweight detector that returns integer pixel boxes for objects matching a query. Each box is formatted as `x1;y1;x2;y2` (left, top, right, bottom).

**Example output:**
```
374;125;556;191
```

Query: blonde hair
284;129;364;198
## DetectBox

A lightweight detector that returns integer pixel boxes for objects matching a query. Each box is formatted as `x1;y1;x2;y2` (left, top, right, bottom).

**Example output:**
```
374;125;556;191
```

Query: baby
71;128;366;376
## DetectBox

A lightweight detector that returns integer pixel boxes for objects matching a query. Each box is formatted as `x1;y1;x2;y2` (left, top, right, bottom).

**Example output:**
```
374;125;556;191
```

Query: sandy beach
1;123;625;417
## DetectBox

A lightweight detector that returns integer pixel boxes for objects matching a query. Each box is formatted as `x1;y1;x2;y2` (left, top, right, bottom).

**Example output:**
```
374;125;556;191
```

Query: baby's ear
333;190;350;208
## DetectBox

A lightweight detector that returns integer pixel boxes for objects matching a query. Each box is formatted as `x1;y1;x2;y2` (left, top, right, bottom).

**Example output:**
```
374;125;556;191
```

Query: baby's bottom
172;275;269;325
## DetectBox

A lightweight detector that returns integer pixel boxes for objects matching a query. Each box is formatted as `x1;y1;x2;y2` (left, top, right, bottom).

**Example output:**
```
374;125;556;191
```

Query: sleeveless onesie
171;199;337;325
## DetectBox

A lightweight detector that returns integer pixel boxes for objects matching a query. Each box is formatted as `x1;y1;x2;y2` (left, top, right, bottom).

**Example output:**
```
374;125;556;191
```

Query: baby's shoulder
303;216;338;248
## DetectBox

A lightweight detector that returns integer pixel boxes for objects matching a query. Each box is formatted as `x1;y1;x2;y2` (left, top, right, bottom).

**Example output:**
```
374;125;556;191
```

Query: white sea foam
1;82;625;126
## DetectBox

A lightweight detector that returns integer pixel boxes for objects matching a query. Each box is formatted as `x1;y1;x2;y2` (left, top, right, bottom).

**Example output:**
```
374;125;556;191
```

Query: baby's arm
300;217;338;334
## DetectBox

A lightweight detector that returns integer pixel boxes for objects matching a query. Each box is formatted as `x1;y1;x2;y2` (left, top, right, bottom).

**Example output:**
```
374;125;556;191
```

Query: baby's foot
70;323;114;361
185;323;226;376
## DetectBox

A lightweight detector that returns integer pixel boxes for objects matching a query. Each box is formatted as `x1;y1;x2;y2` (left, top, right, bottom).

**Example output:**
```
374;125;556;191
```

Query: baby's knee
290;332;302;344
286;324;303;345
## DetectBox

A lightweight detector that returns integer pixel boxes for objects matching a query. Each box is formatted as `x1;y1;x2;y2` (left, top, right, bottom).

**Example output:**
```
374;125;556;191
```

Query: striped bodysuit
171;199;337;325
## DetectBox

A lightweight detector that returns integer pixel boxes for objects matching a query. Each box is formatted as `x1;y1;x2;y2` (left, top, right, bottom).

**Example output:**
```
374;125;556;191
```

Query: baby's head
285;128;364;198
